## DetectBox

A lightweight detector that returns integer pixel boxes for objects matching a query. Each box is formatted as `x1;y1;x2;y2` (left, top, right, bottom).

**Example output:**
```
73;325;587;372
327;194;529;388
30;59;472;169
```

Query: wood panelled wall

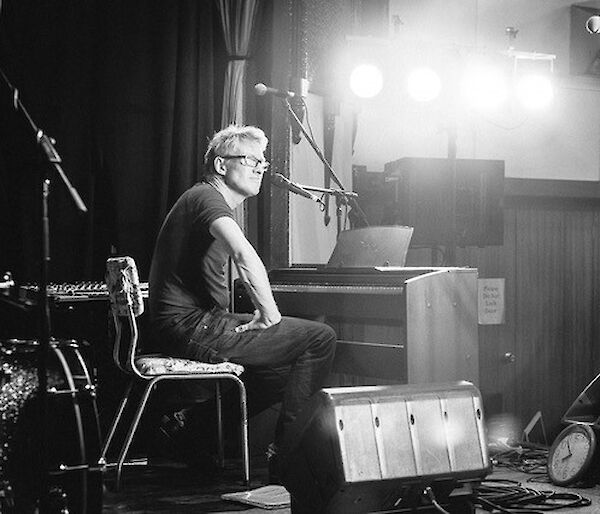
455;179;600;439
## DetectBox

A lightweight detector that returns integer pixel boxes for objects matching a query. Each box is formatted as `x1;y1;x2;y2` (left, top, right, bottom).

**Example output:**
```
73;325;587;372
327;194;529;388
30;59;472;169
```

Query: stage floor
101;458;600;514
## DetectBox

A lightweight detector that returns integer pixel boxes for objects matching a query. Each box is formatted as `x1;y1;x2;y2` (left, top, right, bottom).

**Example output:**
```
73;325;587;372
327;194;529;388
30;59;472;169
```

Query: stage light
407;67;441;102
349;64;383;98
586;15;600;34
515;73;554;110
461;66;508;112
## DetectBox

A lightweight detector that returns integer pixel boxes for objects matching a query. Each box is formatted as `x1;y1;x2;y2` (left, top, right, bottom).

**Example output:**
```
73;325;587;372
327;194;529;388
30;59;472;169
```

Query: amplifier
16;281;148;305
281;381;490;514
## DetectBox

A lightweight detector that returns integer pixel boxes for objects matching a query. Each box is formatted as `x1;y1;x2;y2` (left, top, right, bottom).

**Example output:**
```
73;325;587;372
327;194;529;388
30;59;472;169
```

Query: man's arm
210;216;281;331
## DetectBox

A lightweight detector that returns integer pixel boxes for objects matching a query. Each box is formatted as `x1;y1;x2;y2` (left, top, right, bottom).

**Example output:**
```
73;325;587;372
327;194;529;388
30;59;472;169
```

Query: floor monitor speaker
562;372;600;425
281;382;490;514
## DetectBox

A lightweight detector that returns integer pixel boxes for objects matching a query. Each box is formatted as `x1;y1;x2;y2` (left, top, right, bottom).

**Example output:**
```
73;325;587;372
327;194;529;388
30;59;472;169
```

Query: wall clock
547;423;596;486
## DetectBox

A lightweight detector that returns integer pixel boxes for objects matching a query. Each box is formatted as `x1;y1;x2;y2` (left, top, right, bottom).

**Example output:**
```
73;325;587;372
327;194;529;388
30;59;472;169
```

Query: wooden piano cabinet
405;268;478;385
265;267;479;387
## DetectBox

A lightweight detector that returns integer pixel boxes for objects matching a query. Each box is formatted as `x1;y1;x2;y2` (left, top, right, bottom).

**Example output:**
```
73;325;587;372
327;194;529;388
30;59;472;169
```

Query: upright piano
267;266;479;386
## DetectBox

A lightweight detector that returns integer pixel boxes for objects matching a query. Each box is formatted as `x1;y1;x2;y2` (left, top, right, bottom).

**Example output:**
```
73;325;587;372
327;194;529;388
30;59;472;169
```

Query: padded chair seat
135;355;244;376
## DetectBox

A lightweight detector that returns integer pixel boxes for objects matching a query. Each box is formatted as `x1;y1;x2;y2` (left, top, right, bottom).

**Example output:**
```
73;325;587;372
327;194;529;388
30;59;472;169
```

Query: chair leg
235;378;250;486
212;377;249;485
115;379;158;490
100;380;135;463
215;381;225;469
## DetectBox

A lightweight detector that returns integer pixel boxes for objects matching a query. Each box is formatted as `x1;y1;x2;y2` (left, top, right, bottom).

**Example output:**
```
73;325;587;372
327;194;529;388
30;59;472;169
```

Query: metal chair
99;256;249;489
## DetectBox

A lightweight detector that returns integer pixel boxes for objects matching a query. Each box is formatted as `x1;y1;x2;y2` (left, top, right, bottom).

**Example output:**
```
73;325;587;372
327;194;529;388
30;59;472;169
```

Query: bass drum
0;339;102;513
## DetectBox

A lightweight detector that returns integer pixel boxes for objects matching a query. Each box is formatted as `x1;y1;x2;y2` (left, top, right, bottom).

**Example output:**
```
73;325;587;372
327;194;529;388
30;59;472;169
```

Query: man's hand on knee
235;309;281;333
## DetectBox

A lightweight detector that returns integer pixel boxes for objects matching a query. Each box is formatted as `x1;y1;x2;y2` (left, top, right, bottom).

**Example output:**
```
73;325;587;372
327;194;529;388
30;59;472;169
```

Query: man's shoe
149;411;188;465
266;443;282;485
158;410;187;442
153;410;218;477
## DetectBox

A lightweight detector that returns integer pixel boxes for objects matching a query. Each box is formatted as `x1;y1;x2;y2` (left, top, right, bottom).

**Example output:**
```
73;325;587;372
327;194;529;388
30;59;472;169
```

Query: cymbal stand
0;67;87;513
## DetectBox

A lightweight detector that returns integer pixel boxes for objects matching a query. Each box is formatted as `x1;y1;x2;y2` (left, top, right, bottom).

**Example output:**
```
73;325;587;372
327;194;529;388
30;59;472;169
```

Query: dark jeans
171;308;336;447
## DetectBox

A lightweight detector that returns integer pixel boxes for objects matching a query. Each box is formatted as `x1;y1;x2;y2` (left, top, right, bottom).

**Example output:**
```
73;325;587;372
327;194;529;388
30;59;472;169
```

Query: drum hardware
0;272;14;291
100;457;148;469
47;487;69;514
0;365;9;387
46;386;97;398
48;387;96;396
0;339;102;513
49;463;106;481
52;463;92;473
0;480;15;509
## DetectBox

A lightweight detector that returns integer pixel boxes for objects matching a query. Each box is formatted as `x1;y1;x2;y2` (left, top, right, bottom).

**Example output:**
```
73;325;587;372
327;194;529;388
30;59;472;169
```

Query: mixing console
17;281;149;304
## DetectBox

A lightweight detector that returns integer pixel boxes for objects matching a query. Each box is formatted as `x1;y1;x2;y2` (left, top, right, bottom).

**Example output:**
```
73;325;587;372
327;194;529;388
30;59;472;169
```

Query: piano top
268;266;460;287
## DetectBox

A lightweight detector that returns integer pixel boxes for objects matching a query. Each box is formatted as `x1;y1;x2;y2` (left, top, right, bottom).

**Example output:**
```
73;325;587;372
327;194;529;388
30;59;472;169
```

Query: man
148;124;336;479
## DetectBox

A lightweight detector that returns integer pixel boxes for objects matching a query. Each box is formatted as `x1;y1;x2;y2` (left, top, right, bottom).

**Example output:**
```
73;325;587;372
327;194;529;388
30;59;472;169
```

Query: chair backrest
105;256;145;377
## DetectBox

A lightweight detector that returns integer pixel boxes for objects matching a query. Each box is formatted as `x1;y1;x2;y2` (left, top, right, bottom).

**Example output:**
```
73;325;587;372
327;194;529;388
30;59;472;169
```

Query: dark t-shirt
148;183;234;344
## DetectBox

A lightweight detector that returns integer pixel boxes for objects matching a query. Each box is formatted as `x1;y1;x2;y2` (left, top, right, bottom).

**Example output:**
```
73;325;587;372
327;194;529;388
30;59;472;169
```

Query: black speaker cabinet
281;382;491;514
570;4;600;76
383;157;504;247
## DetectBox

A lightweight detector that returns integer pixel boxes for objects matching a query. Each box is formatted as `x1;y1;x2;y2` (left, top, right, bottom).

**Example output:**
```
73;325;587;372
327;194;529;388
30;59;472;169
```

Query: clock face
548;424;596;485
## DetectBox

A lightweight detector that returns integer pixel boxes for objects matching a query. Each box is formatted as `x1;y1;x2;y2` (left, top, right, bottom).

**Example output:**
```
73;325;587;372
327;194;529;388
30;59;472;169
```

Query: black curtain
0;0;226;283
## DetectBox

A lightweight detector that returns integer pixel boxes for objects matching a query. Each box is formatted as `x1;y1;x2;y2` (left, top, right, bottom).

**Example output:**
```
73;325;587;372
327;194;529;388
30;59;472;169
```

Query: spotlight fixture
461;66;508;112
406;67;441;102
505;26;519;49
501;27;556;111
349;64;384;98
586;15;600;34
515;74;554;110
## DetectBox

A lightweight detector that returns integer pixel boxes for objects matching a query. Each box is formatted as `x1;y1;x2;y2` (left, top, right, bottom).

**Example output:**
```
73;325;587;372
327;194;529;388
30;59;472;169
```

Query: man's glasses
220;155;270;170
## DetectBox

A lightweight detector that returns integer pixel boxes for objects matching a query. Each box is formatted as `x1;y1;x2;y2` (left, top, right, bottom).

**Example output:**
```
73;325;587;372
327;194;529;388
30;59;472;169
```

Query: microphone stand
295;182;360;231
283;98;369;234
294;183;358;199
0;67;87;513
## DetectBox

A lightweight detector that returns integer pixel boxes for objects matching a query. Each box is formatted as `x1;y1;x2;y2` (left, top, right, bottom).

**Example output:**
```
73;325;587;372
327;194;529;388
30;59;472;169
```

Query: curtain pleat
221;60;246;126
217;0;260;230
218;0;258;126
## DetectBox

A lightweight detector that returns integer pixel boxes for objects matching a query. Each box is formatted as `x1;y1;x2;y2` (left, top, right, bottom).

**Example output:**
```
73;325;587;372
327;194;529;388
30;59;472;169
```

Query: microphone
254;83;296;99
270;173;321;203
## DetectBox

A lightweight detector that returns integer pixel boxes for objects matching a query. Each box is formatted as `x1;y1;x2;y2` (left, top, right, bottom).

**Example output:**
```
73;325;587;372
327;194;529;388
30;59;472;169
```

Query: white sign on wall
478;278;505;325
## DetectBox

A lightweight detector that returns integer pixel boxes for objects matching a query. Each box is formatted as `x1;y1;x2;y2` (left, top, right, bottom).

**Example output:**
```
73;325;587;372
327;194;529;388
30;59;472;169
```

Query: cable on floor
490;441;549;479
474;479;592;514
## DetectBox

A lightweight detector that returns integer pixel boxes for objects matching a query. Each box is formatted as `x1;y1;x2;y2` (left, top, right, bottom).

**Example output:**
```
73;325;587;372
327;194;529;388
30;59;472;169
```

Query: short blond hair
202;125;268;179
